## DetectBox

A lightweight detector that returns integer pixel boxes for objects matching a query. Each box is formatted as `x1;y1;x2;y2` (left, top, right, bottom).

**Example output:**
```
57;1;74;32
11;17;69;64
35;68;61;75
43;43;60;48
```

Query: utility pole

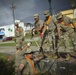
70;0;75;18
48;0;52;15
70;0;75;9
11;0;16;25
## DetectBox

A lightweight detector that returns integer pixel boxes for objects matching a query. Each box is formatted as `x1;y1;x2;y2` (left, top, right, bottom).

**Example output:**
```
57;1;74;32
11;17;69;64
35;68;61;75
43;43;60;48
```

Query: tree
70;0;75;9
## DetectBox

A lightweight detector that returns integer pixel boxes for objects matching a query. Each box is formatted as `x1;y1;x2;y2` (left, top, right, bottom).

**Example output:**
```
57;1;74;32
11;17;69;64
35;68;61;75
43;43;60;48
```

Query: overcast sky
0;0;76;26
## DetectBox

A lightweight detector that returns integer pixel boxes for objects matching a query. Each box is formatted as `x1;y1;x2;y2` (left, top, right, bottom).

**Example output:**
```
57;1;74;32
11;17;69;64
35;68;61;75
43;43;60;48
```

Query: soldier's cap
56;12;63;20
44;10;50;17
15;22;19;26
25;48;35;54
34;14;39;18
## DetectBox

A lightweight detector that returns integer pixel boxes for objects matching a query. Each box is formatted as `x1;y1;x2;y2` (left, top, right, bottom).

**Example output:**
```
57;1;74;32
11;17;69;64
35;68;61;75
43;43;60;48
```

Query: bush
0;53;15;75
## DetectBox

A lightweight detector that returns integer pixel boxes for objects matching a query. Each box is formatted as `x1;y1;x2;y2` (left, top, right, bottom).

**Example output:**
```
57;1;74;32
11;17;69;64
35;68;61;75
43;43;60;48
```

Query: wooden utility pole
70;0;75;9
70;0;76;18
48;0;52;15
11;0;16;25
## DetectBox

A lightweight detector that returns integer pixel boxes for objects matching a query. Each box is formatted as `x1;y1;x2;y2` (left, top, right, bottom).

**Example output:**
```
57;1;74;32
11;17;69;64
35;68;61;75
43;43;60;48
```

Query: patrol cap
56;12;63;20
34;14;39;18
15;22;19;26
25;48;34;54
44;10;50;17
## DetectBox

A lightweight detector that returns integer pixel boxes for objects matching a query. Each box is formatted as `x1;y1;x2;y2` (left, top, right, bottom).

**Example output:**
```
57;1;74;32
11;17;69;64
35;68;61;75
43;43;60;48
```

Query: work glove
27;42;32;46
39;33;43;38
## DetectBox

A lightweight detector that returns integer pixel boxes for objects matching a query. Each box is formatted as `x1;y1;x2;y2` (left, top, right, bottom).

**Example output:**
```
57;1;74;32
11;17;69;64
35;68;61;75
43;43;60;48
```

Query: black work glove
74;28;76;32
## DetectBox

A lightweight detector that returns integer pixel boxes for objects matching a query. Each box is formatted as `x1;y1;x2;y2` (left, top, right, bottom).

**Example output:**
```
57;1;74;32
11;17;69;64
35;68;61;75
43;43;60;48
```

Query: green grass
25;32;39;39
0;53;14;60
25;32;31;39
0;53;15;75
0;41;38;46
0;43;16;46
0;32;39;46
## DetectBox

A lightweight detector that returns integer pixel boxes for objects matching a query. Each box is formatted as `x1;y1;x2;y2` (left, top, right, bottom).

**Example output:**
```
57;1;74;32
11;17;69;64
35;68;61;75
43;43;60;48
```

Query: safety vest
45;16;51;25
71;24;74;28
25;56;37;75
61;21;75;28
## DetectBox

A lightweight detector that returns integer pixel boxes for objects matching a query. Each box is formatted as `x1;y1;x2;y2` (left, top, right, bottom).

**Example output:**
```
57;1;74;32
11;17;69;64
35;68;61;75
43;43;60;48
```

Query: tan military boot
53;55;58;59
65;54;70;61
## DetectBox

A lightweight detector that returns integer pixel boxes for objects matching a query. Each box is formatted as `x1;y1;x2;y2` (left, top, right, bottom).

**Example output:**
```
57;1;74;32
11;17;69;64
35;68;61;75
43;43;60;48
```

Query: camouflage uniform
57;23;76;52
34;14;44;46
15;22;24;49
15;45;26;75
17;48;37;75
56;13;76;51
20;59;35;75
43;10;57;52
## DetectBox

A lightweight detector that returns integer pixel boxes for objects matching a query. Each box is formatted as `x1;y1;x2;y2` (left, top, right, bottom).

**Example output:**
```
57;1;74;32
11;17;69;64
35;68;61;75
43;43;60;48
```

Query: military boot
74;44;76;52
52;52;59;59
65;54;70;61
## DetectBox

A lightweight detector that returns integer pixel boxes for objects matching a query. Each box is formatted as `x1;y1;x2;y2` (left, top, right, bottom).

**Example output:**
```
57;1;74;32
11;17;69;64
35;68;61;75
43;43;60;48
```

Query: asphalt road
0;37;74;55
0;37;40;55
0;37;39;44
0;46;16;55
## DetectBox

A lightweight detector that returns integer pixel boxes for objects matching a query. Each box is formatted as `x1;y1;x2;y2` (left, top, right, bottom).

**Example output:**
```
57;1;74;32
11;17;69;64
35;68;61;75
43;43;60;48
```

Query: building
61;9;74;18
0;20;34;39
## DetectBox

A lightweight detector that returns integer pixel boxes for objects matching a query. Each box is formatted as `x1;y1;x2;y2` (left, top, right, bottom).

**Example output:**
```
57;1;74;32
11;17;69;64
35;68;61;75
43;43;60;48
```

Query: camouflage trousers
42;31;55;51
38;37;43;47
61;29;76;51
15;36;25;49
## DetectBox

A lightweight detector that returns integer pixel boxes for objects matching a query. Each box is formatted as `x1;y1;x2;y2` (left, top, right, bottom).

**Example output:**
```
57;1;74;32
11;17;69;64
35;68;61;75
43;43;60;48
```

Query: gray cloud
0;0;76;26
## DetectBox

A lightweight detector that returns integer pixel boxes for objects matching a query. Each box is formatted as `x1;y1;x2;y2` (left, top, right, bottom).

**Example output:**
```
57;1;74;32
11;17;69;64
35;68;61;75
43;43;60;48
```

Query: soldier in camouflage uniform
56;12;76;60
15;22;24;50
41;10;58;58
56;13;76;51
33;14;44;46
15;42;31;75
17;48;44;75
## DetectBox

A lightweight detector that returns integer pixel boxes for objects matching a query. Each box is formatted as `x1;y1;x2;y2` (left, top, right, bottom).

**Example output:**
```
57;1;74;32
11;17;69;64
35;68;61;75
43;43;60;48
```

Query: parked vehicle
2;37;13;42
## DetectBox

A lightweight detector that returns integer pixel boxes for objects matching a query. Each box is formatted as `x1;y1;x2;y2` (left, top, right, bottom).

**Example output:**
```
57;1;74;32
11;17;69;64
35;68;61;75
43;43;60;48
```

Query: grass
0;32;73;47
0;41;38;46
0;32;39;46
0;42;16;46
0;53;15;75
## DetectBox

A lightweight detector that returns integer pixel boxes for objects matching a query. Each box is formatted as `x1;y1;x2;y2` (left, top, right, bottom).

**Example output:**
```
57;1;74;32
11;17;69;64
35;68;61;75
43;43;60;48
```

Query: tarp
0;32;5;35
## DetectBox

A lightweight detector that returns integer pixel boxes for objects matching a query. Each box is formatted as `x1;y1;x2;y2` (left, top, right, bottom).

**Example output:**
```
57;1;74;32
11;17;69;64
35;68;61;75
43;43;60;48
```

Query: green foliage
0;53;15;75
0;43;16;46
25;32;39;39
0;41;37;46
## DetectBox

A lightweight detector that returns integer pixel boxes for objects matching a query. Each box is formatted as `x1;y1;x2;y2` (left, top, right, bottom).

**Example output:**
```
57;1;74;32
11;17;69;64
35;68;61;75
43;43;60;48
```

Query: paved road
0;37;39;44
0;46;16;55
0;37;40;55
0;46;39;55
0;37;74;55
